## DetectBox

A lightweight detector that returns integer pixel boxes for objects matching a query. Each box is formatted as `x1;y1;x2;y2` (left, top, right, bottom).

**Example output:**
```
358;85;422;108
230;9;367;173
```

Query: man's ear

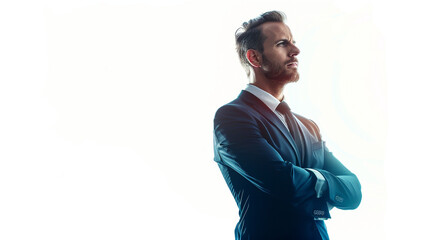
246;49;262;68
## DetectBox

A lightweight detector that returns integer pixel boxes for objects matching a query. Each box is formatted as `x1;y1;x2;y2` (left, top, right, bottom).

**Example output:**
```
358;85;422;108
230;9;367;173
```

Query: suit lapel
294;115;320;167
239;91;301;162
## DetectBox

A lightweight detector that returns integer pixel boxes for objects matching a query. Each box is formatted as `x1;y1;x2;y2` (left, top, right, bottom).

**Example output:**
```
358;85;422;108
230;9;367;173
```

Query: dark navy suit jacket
213;91;362;240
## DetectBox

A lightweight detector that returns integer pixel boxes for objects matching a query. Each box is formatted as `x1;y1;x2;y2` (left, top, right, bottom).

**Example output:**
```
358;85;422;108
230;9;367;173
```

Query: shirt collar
244;84;282;112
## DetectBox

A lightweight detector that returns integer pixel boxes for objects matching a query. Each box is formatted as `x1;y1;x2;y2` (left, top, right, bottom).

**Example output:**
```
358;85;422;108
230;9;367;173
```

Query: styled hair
235;11;286;76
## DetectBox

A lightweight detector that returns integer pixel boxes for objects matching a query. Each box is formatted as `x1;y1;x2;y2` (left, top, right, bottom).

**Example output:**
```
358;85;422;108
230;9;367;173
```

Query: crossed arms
213;105;362;217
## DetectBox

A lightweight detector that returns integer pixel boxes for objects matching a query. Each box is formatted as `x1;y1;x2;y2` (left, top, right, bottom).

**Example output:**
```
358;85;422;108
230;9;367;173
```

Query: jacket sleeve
214;105;321;208
317;147;362;210
305;119;362;210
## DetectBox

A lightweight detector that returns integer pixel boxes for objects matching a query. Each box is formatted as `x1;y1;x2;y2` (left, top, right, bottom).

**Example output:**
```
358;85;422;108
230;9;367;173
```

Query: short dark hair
235;11;286;76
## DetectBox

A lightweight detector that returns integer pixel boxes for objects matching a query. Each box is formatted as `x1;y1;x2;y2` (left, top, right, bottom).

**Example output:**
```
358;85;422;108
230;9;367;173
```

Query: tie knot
276;101;291;115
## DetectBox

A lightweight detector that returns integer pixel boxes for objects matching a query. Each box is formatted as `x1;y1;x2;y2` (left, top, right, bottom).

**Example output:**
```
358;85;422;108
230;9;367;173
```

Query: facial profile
258;22;300;84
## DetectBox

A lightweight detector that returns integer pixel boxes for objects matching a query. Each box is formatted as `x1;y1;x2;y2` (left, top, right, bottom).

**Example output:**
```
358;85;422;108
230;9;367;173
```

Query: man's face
259;22;300;83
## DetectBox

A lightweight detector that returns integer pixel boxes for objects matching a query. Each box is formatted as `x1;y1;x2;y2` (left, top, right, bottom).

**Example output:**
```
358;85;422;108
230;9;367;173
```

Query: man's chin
265;71;299;84
282;73;300;84
290;74;300;83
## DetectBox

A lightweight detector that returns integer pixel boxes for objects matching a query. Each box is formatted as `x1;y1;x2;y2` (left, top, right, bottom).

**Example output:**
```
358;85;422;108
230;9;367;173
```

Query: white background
1;0;428;239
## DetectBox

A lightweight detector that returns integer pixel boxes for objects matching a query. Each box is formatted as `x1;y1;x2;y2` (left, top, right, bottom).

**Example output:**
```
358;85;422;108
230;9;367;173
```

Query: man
213;11;362;240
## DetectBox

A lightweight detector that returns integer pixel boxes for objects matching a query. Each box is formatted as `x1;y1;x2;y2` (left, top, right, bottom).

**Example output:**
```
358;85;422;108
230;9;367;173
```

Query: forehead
260;22;292;43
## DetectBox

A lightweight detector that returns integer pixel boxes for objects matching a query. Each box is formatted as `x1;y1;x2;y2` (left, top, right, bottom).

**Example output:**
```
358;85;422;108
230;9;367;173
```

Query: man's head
235;11;300;85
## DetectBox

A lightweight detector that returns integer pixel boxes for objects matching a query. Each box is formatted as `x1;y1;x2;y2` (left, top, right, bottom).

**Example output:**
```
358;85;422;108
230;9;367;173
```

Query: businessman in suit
213;11;362;239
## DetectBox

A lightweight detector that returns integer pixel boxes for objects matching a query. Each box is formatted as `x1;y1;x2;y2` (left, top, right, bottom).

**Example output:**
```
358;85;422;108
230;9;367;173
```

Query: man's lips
287;61;298;67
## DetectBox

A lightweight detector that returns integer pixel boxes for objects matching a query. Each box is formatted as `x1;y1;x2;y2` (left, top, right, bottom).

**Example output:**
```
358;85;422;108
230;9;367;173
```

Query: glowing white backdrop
1;0;428;239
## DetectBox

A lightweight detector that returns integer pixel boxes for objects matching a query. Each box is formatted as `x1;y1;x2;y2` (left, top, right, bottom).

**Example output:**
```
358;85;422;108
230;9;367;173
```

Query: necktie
276;101;305;163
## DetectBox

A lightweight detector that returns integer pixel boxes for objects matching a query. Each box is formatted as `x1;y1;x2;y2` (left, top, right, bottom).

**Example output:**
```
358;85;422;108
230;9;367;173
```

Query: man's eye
278;40;296;46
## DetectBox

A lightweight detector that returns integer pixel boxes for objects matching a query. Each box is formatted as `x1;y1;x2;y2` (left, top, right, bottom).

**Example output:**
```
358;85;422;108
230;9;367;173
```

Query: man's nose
288;44;300;57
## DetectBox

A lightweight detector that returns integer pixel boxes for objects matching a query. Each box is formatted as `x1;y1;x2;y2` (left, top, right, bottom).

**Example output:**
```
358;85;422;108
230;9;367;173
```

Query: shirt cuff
306;168;327;198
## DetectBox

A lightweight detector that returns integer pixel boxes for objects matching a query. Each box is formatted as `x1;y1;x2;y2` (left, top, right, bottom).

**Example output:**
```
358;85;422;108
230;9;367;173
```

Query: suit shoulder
294;113;322;141
214;99;252;120
293;113;318;128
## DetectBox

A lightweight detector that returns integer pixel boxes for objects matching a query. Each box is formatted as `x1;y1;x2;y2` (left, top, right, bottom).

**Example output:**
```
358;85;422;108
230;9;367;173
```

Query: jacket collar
238;90;300;161
244;84;280;112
